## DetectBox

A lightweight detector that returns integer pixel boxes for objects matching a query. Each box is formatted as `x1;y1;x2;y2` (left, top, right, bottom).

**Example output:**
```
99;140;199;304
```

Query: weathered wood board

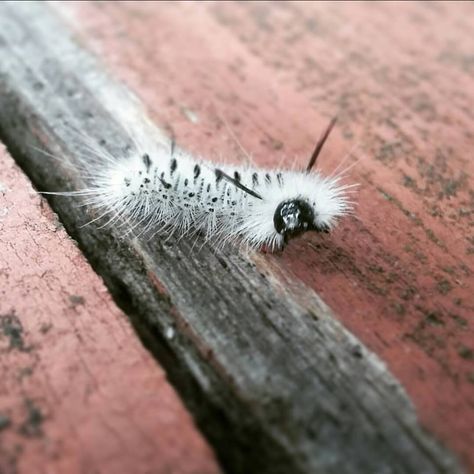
0;145;219;474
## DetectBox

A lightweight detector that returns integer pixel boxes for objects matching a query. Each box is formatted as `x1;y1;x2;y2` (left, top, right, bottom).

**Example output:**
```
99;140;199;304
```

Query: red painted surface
0;145;219;473
48;1;474;470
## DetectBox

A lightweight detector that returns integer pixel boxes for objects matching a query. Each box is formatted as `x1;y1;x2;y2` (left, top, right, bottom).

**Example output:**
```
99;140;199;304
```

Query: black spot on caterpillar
142;153;152;173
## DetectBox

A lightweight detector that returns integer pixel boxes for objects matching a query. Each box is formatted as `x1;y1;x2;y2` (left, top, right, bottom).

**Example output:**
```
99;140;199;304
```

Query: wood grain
0;148;219;474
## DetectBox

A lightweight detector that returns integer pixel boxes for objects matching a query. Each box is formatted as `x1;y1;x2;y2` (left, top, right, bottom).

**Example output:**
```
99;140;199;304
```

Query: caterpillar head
270;117;350;247
273;199;329;242
235;171;350;250
219;117;353;251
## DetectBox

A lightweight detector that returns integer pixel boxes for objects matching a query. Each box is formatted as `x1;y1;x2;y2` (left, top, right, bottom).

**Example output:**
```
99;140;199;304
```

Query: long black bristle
306;117;337;172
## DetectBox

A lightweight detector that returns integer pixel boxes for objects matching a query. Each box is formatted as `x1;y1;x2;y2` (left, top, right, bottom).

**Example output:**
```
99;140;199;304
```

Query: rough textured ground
50;1;474;470
0;144;219;474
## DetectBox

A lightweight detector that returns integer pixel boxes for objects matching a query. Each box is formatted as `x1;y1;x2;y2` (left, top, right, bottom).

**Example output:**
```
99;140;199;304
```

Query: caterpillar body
55;118;353;252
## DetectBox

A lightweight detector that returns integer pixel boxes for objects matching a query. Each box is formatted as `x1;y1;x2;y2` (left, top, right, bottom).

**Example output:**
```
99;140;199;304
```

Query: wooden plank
0;2;463;473
0;145;219;474
202;2;474;468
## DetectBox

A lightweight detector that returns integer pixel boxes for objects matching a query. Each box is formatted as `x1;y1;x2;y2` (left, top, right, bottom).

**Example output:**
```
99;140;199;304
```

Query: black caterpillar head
273;199;329;241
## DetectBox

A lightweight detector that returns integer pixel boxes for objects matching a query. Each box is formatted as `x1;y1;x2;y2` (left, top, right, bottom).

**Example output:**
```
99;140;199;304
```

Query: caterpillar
49;117;354;252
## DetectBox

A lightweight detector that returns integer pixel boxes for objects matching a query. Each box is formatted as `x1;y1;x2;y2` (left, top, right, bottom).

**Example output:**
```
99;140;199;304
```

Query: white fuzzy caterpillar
51;118;354;252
